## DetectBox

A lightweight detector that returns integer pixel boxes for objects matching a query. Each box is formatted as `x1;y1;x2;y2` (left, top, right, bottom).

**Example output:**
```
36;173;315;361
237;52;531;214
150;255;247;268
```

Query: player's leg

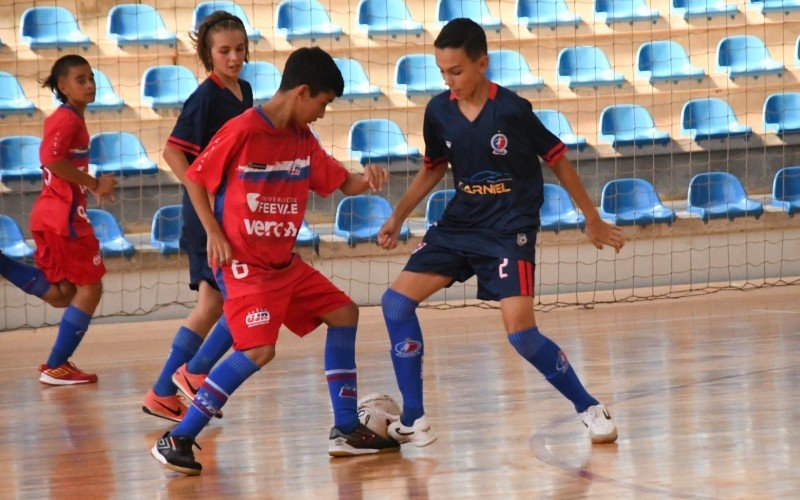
1;241;75;307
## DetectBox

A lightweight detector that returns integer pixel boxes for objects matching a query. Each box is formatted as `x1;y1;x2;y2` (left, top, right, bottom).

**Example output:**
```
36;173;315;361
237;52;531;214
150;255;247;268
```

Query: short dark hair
433;18;487;61
279;47;344;97
41;54;91;103
190;11;250;72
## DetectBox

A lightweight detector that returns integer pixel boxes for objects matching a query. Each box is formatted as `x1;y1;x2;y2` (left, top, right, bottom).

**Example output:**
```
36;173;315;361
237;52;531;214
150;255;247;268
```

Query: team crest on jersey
490;133;508;155
395;339;422;357
245;308;271;327
517;233;528;246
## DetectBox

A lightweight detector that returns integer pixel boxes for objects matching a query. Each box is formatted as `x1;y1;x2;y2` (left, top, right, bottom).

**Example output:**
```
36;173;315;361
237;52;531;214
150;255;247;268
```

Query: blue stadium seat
680;98;752;141
141;66;198;110
717;35;784;79
394;54;447;96
296;219;321;251
437;0;502;31
240;62;281;104
672;0;737;18
107;4;176;47
0;215;34;260
598;105;670;148
540;183;586;232
193;2;261;41
0;136;41;182
600;178;675;227
335;195;410;246
594;0;659;24
151;205;183;255
763;93;800;135
516;0;581;29
89;132;158;177
349;119;421;165
748;0;800;13
557;46;625;89
487;50;544;91
425;189;455;228
534;110;587;151
275;0;342;41
0;72;35;118
356;0;424;37
86;209;135;257
772;166;800;216
334;58;381;101
19;6;90;50
687;172;764;222
636;41;705;84
87;69;125;111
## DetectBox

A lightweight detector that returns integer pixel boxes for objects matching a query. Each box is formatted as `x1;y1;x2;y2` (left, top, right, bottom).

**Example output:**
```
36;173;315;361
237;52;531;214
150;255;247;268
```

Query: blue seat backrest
426;189;455;226
0;136;41;170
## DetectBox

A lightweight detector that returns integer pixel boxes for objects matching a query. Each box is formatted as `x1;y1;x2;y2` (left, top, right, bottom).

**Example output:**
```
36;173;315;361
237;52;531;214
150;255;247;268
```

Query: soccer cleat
39;362;98;386
142;390;188;422
328;423;401;457
151;431;202;476
172;363;222;418
388;415;437;447
580;404;618;444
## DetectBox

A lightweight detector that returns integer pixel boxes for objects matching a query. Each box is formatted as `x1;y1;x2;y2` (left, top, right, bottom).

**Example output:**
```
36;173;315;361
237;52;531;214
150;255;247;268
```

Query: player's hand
92;174;117;204
206;227;233;267
585;217;624;253
377;216;403;250
362;164;388;192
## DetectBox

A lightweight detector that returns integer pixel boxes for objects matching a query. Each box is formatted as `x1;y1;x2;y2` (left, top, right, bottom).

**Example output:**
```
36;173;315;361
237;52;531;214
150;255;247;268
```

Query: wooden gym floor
0;285;798;498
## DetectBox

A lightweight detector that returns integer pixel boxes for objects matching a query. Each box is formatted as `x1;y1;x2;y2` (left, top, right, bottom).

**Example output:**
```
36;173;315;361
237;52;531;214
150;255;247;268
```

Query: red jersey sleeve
40;111;79;165
308;131;348;197
187;119;246;195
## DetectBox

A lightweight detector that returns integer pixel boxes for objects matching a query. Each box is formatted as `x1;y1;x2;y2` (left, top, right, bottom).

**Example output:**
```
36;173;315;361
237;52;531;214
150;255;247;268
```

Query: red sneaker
172;363;222;418
39;362;98;386
142;390;188;422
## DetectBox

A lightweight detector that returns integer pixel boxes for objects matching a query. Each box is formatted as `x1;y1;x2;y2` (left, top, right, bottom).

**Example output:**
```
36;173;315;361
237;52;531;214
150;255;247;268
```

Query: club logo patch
394;339;423;358
491;133;508;155
245;308;271;327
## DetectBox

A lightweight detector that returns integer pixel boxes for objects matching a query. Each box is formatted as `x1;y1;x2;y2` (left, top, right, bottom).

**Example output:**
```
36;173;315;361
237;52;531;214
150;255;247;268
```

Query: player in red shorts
150;47;399;476
0;55;117;385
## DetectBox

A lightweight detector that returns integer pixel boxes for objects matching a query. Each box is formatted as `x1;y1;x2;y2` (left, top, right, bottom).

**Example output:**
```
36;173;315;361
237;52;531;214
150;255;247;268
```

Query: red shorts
32;231;106;285
218;256;353;350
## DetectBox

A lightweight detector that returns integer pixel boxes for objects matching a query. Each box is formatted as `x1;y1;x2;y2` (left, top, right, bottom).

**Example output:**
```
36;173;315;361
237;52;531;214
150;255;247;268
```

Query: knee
381;288;417;321
244;345;275;367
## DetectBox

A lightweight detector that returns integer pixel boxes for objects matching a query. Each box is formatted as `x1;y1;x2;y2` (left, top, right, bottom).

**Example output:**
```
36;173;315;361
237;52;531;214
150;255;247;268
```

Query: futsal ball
357;393;400;438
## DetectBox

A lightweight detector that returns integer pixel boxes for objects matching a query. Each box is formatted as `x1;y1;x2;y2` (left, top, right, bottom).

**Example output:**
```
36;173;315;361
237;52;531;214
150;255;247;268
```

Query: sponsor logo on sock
339;385;357;398
156;401;183;417
394;339;422;358
556;350;569;373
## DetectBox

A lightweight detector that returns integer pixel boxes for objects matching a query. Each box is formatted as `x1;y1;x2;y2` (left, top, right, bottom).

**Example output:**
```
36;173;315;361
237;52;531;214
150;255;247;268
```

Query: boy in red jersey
151;47;398;476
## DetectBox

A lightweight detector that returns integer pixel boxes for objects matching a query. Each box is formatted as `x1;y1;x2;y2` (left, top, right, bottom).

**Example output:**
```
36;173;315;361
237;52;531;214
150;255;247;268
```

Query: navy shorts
186;248;219;291
181;193;219;292
403;242;535;301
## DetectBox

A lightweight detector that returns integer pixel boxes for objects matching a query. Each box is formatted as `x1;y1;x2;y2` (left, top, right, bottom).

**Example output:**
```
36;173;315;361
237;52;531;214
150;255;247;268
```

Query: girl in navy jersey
142;12;254;422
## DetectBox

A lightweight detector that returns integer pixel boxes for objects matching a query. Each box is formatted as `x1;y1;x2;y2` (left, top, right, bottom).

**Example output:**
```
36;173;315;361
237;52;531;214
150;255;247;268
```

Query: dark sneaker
328;423;401;457
150;431;202;476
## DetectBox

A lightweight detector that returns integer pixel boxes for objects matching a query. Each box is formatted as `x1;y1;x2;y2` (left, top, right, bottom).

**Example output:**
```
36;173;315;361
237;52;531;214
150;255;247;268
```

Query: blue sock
186;316;233;375
508;327;599;413
152;327;203;397
46;306;91;368
325;325;359;433
171;350;259;439
382;289;425;427
0;252;51;298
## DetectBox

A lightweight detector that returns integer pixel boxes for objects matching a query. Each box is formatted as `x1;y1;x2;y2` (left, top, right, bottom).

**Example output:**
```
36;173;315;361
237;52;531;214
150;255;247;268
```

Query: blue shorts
179;191;219;291
403;242;535;301
186;248;219;291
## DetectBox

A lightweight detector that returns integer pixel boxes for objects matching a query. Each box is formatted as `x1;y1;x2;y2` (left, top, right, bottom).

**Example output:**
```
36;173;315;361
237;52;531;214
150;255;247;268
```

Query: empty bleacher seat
0;72;36;118
594;0;659;24
334;58;381;101
394;54;447;96
534;110;586;151
540;183;586;232
193;1;261;41
86;69;125;111
240;62;281;104
516;0;581;29
600;178;675;227
20;6;90;50
425;189;455;228
356;0;424;37
717;35;784;79
151;205;183;254
748;0;800;13
87;209;135;257
0;215;34;260
687;172;764;222
672;0;737;18
557;46;625;89
763;93;800;135
141;65;199;110
275;0;342;41
107;4;176;47
349;119;421;165
772;166;800;216
89;132;158;177
487;50;544;91
0;136;42;182
598;105;670;148
680;98;752;141
437;0;502;31
335;195;409;246
296;219;321;251
636;41;705;84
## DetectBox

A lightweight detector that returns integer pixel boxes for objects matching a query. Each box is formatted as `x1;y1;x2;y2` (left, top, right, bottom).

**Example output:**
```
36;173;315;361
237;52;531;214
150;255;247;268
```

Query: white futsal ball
357;393;400;438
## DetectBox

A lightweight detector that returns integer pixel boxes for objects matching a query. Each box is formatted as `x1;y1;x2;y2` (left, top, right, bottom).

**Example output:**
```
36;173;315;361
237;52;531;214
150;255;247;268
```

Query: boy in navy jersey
378;18;625;446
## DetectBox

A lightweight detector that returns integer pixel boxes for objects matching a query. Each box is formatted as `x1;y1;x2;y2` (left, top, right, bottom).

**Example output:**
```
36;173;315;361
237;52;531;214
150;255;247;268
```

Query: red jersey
187;106;348;269
30;105;93;238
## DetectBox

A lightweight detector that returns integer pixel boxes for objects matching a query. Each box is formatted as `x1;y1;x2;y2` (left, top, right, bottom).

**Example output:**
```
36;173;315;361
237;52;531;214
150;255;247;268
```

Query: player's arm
339;164;389;195
183;176;232;266
162;146;192;184
44;160;116;199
